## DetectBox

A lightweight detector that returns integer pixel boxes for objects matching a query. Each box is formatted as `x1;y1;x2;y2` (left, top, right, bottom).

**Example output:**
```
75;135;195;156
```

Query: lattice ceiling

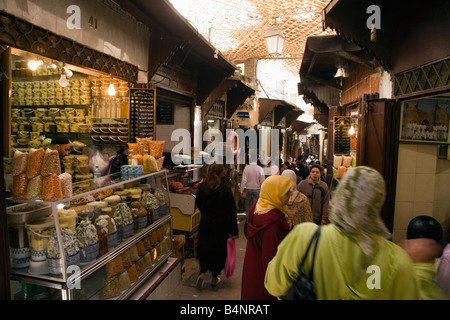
169;0;334;76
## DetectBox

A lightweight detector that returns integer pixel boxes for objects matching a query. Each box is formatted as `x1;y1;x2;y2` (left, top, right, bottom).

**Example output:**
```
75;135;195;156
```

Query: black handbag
287;226;321;300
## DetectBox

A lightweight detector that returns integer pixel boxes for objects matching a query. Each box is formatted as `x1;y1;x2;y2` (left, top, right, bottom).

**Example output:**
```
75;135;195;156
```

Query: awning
225;78;255;119
115;0;236;104
201;76;254;118
258;98;302;126
285;109;304;128
298;35;362;116
299;34;367;88
291;120;314;134
323;0;450;72
299;34;374;91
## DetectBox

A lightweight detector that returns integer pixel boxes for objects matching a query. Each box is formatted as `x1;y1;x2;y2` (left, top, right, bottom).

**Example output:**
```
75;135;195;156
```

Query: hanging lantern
264;22;285;57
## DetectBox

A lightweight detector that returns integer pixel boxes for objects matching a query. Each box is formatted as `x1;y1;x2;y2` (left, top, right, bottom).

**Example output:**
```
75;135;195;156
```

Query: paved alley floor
166;216;247;300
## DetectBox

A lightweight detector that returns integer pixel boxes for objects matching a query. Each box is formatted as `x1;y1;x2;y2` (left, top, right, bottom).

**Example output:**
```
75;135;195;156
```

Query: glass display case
167;165;203;234
7;170;172;300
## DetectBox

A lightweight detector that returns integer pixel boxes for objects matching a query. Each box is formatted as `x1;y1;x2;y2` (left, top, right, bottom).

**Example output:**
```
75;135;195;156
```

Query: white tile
393;201;414;230
397;144;417;173
415;144;438;174
414;174;435;202
434;173;450;201
413;202;434;216
396;173;416;201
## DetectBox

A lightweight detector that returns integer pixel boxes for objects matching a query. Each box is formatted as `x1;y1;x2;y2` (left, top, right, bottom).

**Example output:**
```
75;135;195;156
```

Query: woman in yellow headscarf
241;175;292;300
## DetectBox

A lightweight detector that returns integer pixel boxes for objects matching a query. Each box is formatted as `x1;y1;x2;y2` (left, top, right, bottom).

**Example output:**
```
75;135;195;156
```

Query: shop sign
333;116;351;155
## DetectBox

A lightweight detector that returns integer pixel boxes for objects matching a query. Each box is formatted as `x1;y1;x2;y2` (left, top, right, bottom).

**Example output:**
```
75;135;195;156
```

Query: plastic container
25;218;54;252
80;242;99;264
52;209;77;231
28;259;48;275
47;252;80;275
122;223;134;240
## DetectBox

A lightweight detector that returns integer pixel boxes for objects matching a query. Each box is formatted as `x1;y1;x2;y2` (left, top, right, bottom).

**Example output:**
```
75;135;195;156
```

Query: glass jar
19;121;31;132
130;197;147;234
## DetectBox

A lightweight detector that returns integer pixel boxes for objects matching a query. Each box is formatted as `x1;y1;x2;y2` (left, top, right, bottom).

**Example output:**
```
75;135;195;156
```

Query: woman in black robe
195;163;239;287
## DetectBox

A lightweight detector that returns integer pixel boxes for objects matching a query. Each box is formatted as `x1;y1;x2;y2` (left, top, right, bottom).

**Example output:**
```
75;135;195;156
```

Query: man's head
407;215;444;246
309;164;323;183
51;135;71;159
281;161;290;172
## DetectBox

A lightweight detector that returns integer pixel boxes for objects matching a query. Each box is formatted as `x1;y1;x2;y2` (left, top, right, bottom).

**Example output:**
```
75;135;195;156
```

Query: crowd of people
193;156;449;300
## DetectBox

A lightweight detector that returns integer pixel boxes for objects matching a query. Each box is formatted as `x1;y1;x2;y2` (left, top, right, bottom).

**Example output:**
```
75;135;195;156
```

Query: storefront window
9;48;130;157
5;48;132;193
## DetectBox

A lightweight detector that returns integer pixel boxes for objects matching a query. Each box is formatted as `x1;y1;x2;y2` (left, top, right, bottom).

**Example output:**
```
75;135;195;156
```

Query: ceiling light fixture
264;21;285;58
334;66;349;78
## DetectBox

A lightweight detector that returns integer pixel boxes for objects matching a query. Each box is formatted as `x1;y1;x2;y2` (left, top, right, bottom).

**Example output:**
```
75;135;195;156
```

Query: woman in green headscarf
265;166;421;300
241;175;292;300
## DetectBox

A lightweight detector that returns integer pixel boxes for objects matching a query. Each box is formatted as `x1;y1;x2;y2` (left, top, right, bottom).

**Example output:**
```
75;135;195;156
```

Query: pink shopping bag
224;238;236;279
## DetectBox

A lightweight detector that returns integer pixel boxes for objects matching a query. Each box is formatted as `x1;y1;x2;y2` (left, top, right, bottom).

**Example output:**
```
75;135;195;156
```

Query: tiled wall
393;143;450;243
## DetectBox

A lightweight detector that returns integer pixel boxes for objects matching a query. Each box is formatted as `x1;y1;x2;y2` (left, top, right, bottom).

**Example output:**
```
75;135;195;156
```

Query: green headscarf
329;166;391;265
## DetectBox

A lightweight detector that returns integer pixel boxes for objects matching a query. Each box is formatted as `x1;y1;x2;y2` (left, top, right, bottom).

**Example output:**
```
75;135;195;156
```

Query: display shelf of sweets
10;78;93;153
7;170;172;300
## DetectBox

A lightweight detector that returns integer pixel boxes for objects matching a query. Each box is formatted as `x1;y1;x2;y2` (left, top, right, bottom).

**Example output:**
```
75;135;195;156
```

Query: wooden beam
285;109;303;128
201;79;235;116
258;99;280;124
305;74;343;90
335;50;375;68
226;81;255;119
274;104;294;126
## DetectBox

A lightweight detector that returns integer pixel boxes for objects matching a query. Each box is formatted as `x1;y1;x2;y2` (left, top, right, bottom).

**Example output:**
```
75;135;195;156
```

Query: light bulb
349;126;355;135
63;67;73;78
28;60;42;71
107;82;116;96
59;74;69;87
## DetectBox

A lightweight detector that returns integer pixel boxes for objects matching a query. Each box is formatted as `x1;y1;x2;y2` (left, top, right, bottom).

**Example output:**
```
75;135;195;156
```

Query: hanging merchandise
88;149;113;176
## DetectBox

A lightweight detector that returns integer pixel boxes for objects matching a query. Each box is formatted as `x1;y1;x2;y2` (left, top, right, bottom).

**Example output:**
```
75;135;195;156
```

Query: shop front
0;1;148;299
322;0;450;240
0;0;238;300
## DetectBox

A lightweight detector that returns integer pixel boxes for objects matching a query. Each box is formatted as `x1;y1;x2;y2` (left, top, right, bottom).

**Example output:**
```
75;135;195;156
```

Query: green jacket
413;263;448;300
265;223;421;300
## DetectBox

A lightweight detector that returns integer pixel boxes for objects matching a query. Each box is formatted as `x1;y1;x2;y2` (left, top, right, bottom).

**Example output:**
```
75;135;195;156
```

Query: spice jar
95;221;108;257
44;122;57;133
142;191;154;227
19;119;31;132
130;195;147;234
31;122;44;133
25;218;54;252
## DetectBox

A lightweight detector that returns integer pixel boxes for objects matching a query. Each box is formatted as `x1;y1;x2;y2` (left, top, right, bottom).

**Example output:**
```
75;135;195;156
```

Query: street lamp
264;22;285;57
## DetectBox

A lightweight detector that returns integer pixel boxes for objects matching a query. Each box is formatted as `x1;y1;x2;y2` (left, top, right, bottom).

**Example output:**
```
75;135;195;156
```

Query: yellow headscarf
254;175;293;215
